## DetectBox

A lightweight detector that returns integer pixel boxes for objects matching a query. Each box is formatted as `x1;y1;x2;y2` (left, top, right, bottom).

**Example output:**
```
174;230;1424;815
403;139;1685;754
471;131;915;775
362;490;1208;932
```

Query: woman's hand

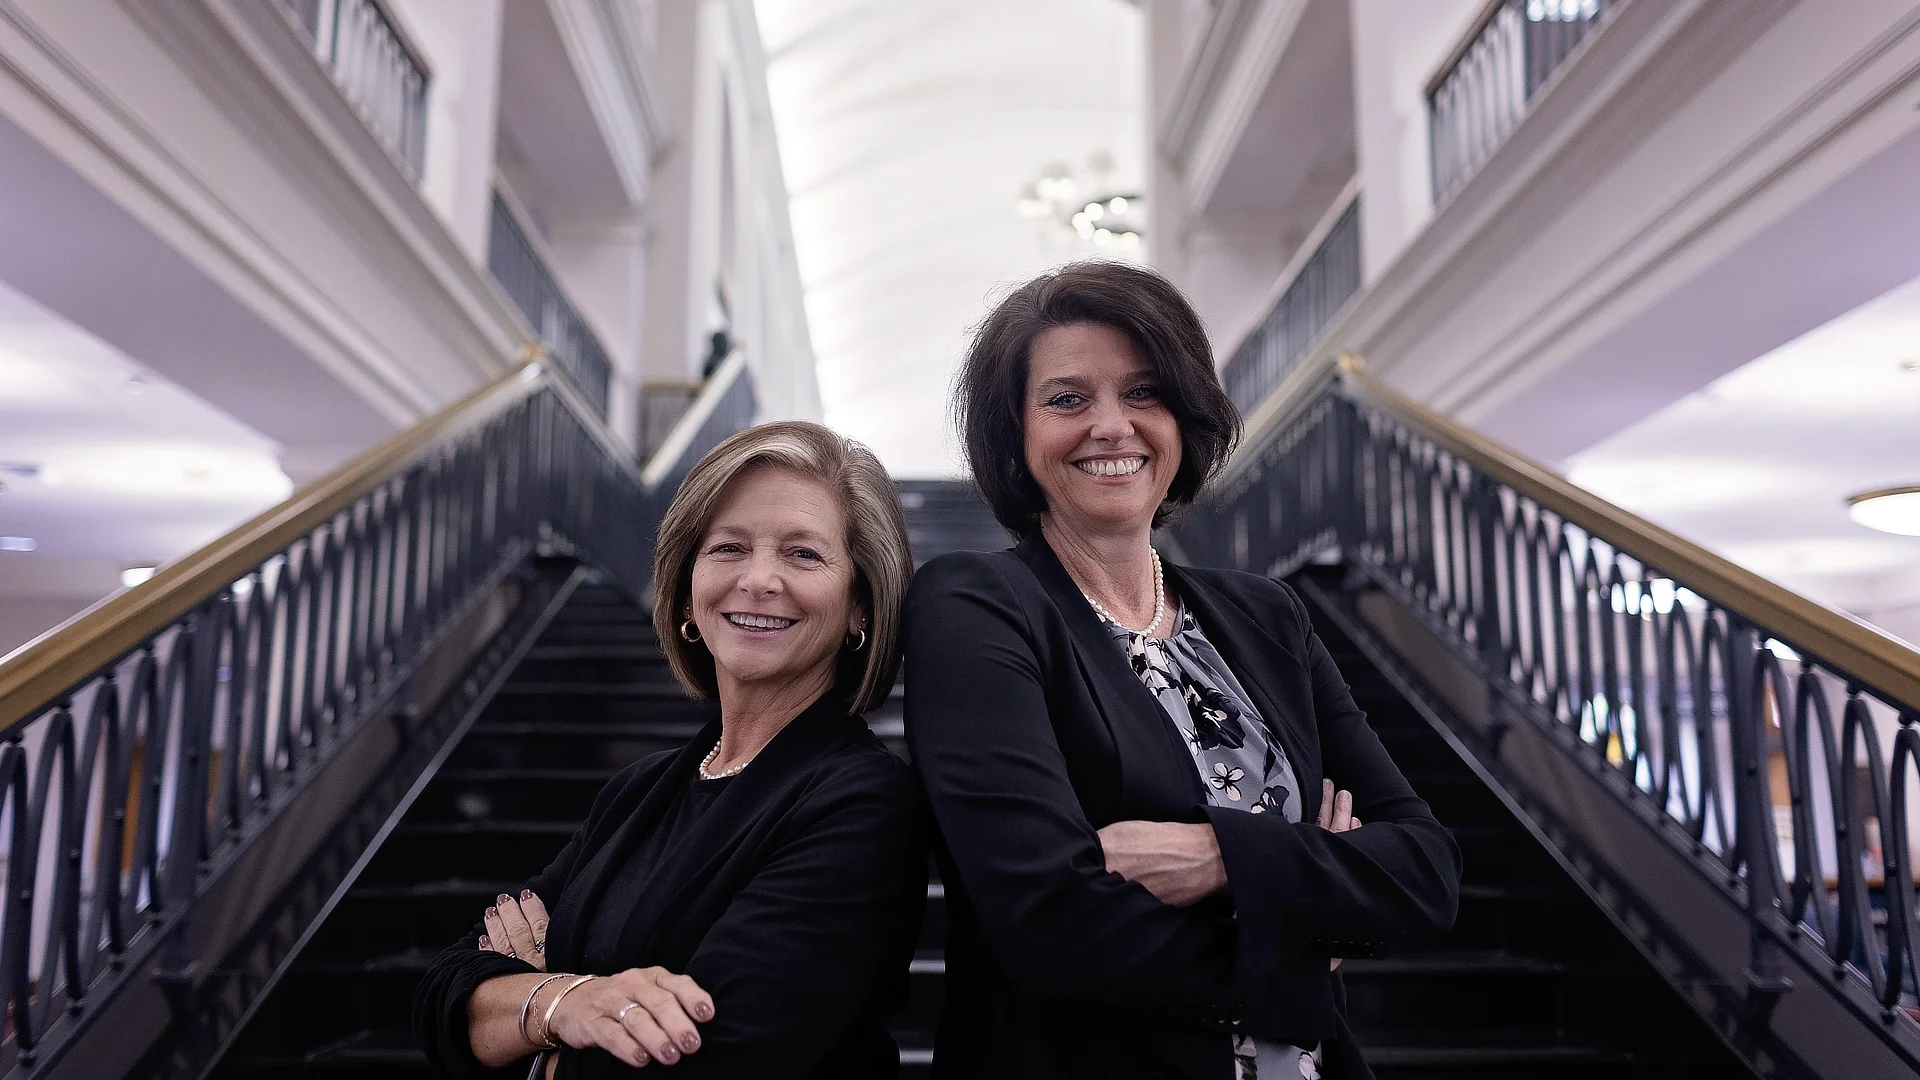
1316;780;1361;970
1095;820;1227;907
545;967;715;1068
479;890;551;972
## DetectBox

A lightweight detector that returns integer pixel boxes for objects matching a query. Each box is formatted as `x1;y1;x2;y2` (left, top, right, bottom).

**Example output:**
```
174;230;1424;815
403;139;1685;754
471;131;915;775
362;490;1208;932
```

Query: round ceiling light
1846;486;1920;536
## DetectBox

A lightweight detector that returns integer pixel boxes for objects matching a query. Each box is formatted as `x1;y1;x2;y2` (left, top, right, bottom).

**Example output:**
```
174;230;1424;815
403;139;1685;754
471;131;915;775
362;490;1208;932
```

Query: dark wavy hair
954;261;1241;537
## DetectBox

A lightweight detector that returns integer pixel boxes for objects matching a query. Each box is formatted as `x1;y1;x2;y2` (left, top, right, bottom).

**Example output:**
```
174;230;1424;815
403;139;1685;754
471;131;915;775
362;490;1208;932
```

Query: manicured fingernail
521;889;533;900
478;936;490;948
486;906;496;917
683;1034;700;1052
696;1003;712;1021
498;893;512;904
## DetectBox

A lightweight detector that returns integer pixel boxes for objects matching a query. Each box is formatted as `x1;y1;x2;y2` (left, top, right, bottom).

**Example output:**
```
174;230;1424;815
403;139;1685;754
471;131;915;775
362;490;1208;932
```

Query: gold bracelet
520;974;569;1049
540;974;599;1048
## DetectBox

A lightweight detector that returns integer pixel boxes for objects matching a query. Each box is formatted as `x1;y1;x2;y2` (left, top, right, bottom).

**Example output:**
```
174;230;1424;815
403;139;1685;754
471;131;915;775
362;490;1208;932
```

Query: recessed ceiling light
122;565;157;587
1847;486;1920;536
0;536;37;552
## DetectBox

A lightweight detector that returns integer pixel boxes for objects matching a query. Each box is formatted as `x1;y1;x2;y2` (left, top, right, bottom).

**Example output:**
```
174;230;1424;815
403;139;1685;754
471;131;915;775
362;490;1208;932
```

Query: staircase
213;573;717;1077
210;484;1753;1080
1293;568;1749;1080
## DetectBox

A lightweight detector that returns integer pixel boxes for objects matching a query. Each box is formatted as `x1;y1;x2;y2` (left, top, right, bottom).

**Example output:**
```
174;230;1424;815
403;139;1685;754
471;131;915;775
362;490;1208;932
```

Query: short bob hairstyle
651;420;912;715
955;261;1241;537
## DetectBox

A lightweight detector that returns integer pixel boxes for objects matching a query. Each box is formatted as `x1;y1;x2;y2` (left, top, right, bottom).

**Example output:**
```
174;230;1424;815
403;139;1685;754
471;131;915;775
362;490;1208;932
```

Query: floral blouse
1097;603;1323;1080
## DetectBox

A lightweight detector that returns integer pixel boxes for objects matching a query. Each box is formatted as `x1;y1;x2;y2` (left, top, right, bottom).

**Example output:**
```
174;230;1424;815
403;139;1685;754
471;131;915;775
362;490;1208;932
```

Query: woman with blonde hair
415;421;927;1079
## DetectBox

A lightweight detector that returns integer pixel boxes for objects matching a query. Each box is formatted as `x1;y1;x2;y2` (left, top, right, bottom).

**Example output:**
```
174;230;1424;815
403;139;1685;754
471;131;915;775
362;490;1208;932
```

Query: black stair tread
469;720;707;737
305;1030;425;1064
1366;1042;1632;1066
437;766;626;783
526;644;666;661
395;820;580;837
346;877;525;899
500;682;691;696
1340;950;1569;976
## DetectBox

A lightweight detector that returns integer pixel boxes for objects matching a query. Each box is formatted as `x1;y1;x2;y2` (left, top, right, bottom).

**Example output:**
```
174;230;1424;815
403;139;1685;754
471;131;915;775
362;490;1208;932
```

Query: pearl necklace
1080;547;1166;637
698;742;750;780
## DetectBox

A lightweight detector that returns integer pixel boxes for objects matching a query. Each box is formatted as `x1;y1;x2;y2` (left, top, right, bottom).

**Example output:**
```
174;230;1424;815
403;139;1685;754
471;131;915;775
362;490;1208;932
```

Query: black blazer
414;693;929;1079
902;533;1460;1080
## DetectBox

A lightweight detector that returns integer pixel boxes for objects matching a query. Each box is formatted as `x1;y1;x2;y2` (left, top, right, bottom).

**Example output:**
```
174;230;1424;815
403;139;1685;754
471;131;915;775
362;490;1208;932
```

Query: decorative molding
0;1;527;426
1318;0;1920;423
1159;0;1316;215
549;0;676;204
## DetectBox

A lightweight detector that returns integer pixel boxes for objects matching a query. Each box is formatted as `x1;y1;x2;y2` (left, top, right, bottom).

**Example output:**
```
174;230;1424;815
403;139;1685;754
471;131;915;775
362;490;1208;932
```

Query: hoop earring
680;619;701;643
847;627;868;652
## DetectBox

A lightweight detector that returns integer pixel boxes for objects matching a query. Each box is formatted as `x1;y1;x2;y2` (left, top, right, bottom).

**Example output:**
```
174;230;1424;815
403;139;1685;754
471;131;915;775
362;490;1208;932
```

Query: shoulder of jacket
1181;564;1305;628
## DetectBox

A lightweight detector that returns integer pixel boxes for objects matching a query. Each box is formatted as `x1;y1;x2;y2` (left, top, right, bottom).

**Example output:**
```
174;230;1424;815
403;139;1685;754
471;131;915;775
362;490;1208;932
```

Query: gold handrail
1336;356;1920;710
0;361;597;732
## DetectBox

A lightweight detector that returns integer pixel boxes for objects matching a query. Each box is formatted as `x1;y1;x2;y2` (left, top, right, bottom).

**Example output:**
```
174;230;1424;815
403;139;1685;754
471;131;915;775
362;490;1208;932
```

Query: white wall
1348;0;1481;282
387;0;506;263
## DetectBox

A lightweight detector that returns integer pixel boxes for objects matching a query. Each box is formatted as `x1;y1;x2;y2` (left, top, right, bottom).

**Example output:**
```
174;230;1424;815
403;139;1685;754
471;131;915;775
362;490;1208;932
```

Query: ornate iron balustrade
285;0;430;180
0;362;725;1077
1177;361;1920;1075
488;192;616;420
1428;0;1608;204
1219;196;1361;419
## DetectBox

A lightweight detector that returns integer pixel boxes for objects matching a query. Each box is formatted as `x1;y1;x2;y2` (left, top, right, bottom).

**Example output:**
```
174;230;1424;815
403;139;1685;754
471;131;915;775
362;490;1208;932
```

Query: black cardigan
902;534;1461;1080
413;693;929;1079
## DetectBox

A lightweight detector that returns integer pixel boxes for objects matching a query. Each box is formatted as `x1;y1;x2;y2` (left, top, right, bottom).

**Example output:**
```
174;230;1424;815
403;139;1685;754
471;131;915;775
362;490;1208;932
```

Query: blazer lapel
1164;561;1322;789
1015;533;1206;819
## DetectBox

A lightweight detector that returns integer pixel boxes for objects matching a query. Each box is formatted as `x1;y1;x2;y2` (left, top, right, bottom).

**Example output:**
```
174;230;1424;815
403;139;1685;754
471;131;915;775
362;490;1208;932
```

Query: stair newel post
1728;620;1792;1042
155;593;226;1021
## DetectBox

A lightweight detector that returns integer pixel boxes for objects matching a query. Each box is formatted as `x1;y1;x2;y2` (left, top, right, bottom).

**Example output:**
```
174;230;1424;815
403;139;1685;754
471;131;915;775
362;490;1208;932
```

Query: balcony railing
487;193;614;420
1220;195;1361;418
1428;0;1608;204
285;0;430;181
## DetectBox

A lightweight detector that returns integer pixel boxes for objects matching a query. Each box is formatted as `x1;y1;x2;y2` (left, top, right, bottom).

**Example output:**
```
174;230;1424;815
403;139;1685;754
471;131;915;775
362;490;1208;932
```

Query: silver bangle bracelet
519;974;569;1049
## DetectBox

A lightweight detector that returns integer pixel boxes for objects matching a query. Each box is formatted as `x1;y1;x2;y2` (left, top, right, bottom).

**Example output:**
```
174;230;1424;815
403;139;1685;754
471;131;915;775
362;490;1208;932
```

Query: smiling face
1023;322;1183;537
687;465;863;703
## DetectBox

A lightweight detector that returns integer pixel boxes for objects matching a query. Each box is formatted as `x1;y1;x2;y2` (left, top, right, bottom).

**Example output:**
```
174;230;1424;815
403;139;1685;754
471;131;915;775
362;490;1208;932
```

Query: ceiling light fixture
0;536;37;552
1847;485;1920;536
122;564;158;587
1017;153;1145;253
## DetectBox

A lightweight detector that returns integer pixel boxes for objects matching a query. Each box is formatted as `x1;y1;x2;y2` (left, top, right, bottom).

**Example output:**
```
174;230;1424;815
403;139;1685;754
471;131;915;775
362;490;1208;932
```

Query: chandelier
1016;154;1144;253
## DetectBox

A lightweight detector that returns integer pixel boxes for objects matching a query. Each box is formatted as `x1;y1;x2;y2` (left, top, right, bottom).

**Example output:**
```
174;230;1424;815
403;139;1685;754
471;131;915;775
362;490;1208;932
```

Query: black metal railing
1177;363;1920;1075
1429;0;1607;204
0;360;750;1077
1220;197;1361;418
643;353;758;493
488;193;615;421
285;0;430;181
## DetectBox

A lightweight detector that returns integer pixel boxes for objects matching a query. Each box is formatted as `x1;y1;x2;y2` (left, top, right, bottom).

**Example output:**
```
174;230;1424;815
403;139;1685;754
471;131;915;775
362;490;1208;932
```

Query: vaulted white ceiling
755;0;1144;477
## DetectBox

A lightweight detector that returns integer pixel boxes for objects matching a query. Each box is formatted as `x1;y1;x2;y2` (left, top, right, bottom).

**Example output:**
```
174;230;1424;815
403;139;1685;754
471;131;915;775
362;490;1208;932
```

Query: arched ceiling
755;0;1144;477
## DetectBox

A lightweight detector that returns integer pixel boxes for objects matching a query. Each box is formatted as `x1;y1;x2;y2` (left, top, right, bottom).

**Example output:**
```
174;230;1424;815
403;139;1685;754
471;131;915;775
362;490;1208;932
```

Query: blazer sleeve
1204;578;1461;987
903;552;1243;1026
551;757;928;1079
412;759;655;1079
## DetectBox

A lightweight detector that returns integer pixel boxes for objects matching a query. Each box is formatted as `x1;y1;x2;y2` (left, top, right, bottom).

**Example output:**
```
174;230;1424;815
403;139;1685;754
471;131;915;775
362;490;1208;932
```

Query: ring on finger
533;937;545;952
615;1001;640;1023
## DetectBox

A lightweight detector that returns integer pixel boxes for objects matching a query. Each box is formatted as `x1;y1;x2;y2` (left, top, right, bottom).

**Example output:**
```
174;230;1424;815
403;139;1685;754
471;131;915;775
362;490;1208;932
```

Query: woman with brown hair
415;421;927;1079
904;263;1460;1079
